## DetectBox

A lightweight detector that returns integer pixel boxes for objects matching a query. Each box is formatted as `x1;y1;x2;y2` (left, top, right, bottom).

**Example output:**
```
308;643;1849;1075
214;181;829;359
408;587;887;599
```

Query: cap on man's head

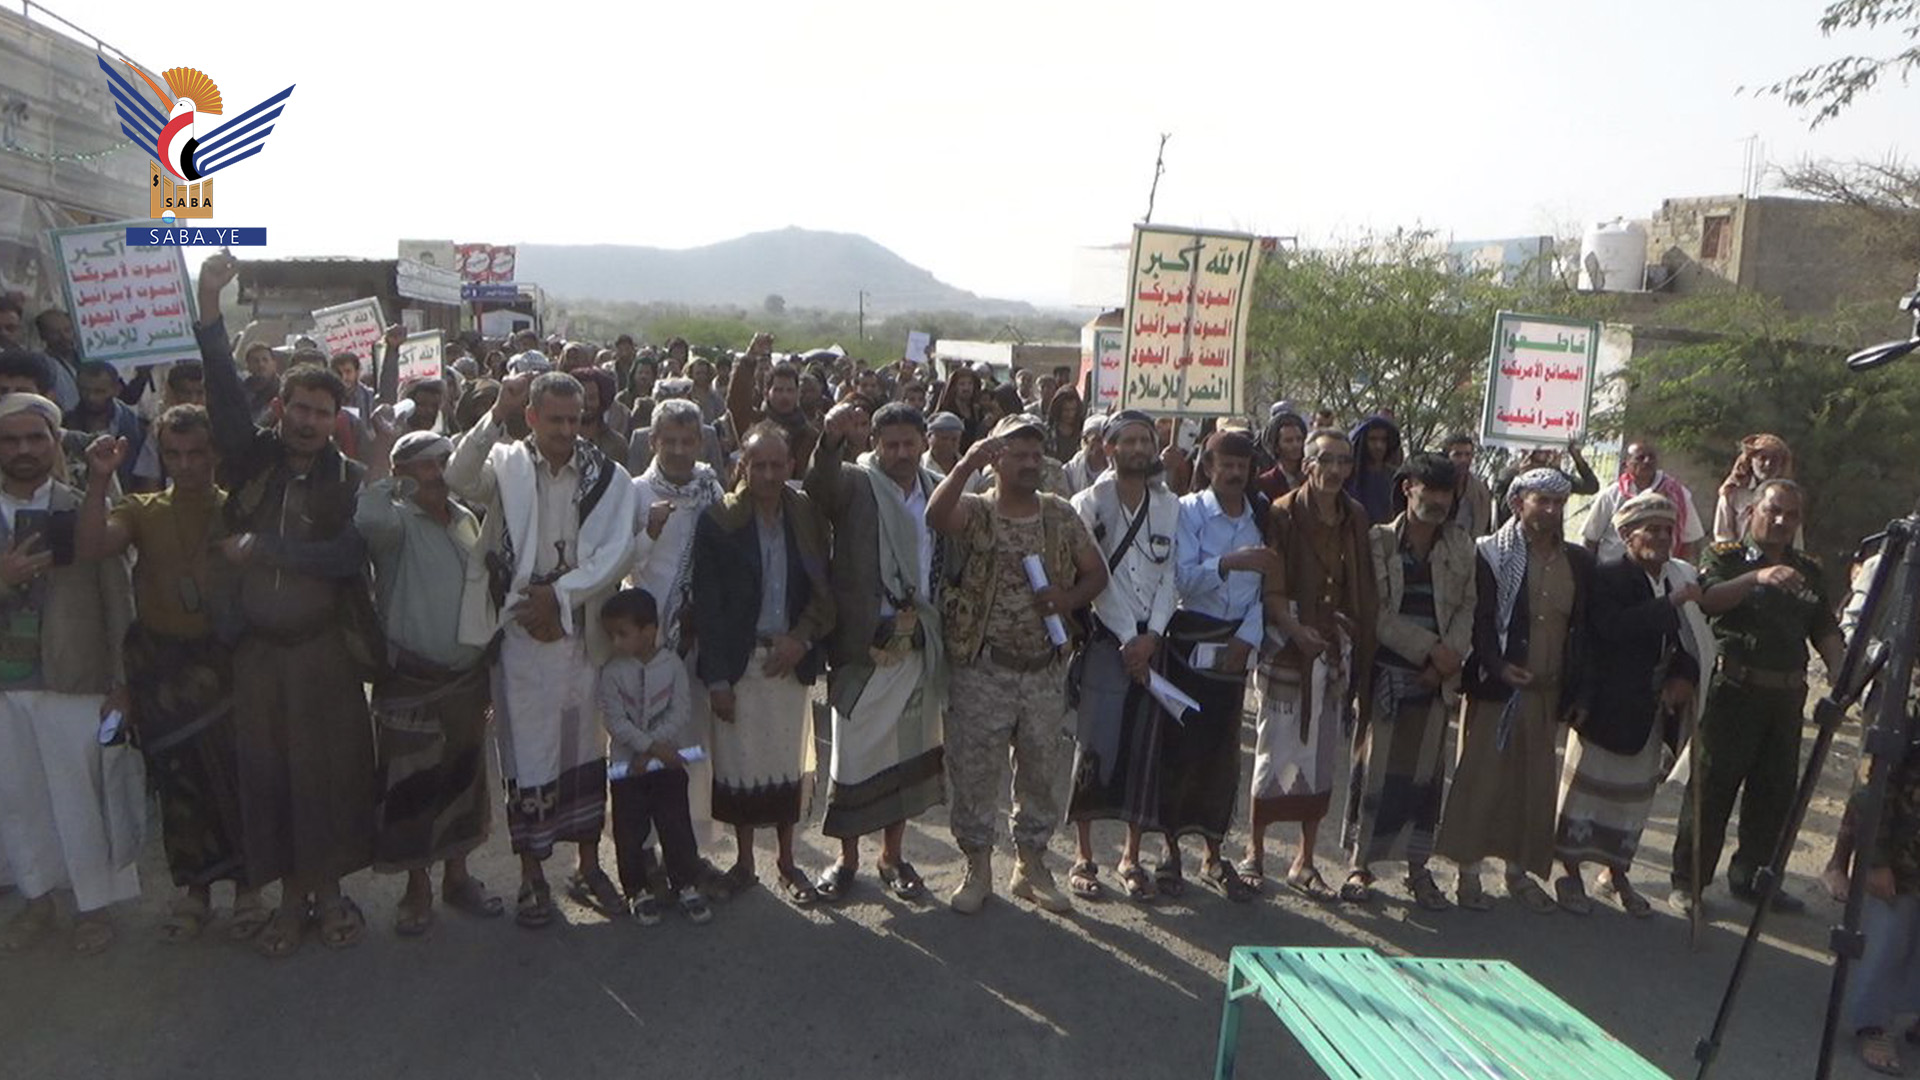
390;430;453;467
989;412;1046;441
1103;408;1157;446
927;411;965;435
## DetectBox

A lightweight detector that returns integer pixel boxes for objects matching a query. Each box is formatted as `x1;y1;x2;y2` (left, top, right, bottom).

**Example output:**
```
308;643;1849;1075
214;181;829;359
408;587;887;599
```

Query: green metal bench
1215;947;1672;1079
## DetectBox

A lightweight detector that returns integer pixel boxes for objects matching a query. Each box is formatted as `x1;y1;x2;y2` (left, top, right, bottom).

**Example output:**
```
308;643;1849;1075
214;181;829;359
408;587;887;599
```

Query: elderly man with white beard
1551;491;1709;918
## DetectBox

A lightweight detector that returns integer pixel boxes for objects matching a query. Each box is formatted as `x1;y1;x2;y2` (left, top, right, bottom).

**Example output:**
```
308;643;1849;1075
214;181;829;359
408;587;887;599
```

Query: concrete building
1644;194;1916;318
0;5;147;319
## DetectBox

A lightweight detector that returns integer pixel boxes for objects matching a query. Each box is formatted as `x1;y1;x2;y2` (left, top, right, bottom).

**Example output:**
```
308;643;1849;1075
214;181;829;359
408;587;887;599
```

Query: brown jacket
1264;487;1377;714
3;482;133;694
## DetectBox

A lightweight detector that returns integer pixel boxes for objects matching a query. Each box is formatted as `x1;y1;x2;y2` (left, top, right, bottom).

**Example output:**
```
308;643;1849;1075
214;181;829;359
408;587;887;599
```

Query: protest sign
310;297;385;363
1088;327;1123;413
904;330;931;365
1480;312;1600;448
51;222;199;373
394;331;443;385
1119;224;1255;416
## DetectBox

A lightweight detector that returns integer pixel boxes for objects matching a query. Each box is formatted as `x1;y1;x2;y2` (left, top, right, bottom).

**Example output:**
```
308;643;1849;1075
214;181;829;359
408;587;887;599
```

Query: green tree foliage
1244;230;1577;449
1757;0;1920;125
1604;291;1920;569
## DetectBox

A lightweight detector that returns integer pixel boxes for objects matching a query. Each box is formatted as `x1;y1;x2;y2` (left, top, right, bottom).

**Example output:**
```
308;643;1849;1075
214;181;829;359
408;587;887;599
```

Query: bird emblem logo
98;57;295;221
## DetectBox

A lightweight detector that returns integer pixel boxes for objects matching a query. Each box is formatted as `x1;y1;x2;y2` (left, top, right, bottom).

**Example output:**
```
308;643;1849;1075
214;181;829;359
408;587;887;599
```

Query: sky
36;0;1920;307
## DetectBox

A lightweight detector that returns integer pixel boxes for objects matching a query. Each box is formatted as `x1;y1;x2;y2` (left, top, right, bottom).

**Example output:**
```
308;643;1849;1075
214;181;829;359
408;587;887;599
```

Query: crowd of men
2;261;1916;1070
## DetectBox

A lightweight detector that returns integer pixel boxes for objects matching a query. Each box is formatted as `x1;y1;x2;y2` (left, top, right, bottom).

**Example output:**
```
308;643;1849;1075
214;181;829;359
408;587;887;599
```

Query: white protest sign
51;222;199;373
1480;312;1600;448
1088;327;1123;412
394;331;443;385
1119;224;1255;416
310;297;385;363
904;330;931;365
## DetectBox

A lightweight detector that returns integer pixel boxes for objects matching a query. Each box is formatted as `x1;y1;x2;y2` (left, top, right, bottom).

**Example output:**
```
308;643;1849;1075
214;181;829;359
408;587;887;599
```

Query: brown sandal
1858;1028;1904;1076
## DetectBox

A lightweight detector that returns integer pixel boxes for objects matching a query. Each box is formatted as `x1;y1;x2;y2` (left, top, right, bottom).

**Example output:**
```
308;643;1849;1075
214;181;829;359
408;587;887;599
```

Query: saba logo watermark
99;57;294;246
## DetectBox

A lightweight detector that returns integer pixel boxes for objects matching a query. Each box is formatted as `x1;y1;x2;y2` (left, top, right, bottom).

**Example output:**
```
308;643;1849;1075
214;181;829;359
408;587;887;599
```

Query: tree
1604;291;1920;570
1776;155;1920;266
1757;1;1920;125
763;293;787;316
1244;230;1551;450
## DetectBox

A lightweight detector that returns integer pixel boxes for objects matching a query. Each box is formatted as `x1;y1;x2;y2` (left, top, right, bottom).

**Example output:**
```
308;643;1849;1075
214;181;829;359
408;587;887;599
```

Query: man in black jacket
692;423;835;904
1551;492;1704;917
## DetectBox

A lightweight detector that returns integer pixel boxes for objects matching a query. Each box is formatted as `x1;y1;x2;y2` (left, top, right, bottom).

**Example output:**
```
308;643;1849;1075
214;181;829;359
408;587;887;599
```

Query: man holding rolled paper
927;412;1107;915
1064;410;1181;903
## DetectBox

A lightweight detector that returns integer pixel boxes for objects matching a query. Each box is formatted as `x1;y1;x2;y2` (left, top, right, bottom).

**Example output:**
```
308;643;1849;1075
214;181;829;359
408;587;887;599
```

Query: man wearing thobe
0;393;137;955
628;398;729;880
357;431;505;935
1437;468;1596;914
1162;430;1277;902
195;253;379;957
806;402;948;901
1245;429;1377;897
448;370;636;928
1066;410;1181;902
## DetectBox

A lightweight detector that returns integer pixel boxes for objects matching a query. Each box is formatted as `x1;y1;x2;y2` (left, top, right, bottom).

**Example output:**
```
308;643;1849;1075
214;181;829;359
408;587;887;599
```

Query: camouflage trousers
946;655;1071;854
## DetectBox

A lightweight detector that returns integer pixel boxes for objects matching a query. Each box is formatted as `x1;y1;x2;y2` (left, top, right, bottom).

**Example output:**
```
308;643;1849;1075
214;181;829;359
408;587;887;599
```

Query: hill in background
517;227;1038;317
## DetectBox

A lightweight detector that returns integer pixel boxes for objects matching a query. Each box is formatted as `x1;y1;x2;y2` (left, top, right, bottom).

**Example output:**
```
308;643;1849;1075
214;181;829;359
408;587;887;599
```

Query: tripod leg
1690;717;1704;950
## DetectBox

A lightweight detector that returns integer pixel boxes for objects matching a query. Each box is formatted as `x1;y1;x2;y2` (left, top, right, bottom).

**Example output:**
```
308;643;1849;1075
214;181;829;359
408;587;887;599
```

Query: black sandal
516;879;555;928
1202;859;1255;903
567;867;624;914
877;860;927;900
1339;870;1377;904
1154;858;1187;898
1069;860;1104;899
814;863;856;903
777;863;820;906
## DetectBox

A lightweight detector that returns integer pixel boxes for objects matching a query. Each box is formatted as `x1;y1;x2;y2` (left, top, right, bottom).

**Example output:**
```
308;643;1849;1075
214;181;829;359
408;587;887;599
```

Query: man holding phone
0;391;138;956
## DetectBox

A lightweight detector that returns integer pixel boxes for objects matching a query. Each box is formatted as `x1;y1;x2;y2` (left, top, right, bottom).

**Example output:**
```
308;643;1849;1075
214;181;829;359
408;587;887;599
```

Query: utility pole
1143;133;1171;223
858;289;869;341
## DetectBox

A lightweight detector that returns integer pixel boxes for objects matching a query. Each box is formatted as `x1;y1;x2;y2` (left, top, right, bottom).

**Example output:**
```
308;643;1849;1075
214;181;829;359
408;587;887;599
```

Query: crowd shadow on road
0;708;1884;1079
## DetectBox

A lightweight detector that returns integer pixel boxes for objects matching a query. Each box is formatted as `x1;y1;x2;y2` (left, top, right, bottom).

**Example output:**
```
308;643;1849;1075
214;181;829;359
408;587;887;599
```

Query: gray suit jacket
804;441;942;671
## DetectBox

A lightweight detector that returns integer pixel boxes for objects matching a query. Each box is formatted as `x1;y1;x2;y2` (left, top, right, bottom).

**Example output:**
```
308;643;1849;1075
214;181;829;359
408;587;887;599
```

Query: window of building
1701;214;1733;260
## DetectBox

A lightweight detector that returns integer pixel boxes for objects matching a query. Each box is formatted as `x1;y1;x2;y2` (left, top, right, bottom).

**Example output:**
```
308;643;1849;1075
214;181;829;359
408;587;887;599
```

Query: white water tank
1578;219;1648;292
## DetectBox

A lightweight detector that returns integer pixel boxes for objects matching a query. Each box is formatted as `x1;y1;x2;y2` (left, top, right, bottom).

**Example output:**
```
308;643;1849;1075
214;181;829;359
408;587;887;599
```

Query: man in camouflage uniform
926;414;1108;915
1671;479;1843;915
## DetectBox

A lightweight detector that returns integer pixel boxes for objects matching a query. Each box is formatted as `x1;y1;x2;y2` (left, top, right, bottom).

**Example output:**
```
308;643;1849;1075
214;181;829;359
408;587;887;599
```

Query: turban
654;376;694;399
1078;412;1109;439
1102;408;1157;445
1613;491;1677;535
506;350;552;375
927;411;965;435
390;430;453;466
0;393;63;434
1508;467;1572;501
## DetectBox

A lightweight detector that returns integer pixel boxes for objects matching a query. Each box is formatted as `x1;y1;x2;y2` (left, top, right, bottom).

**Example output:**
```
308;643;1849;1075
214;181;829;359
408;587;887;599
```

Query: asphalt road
0;709;1894;1080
